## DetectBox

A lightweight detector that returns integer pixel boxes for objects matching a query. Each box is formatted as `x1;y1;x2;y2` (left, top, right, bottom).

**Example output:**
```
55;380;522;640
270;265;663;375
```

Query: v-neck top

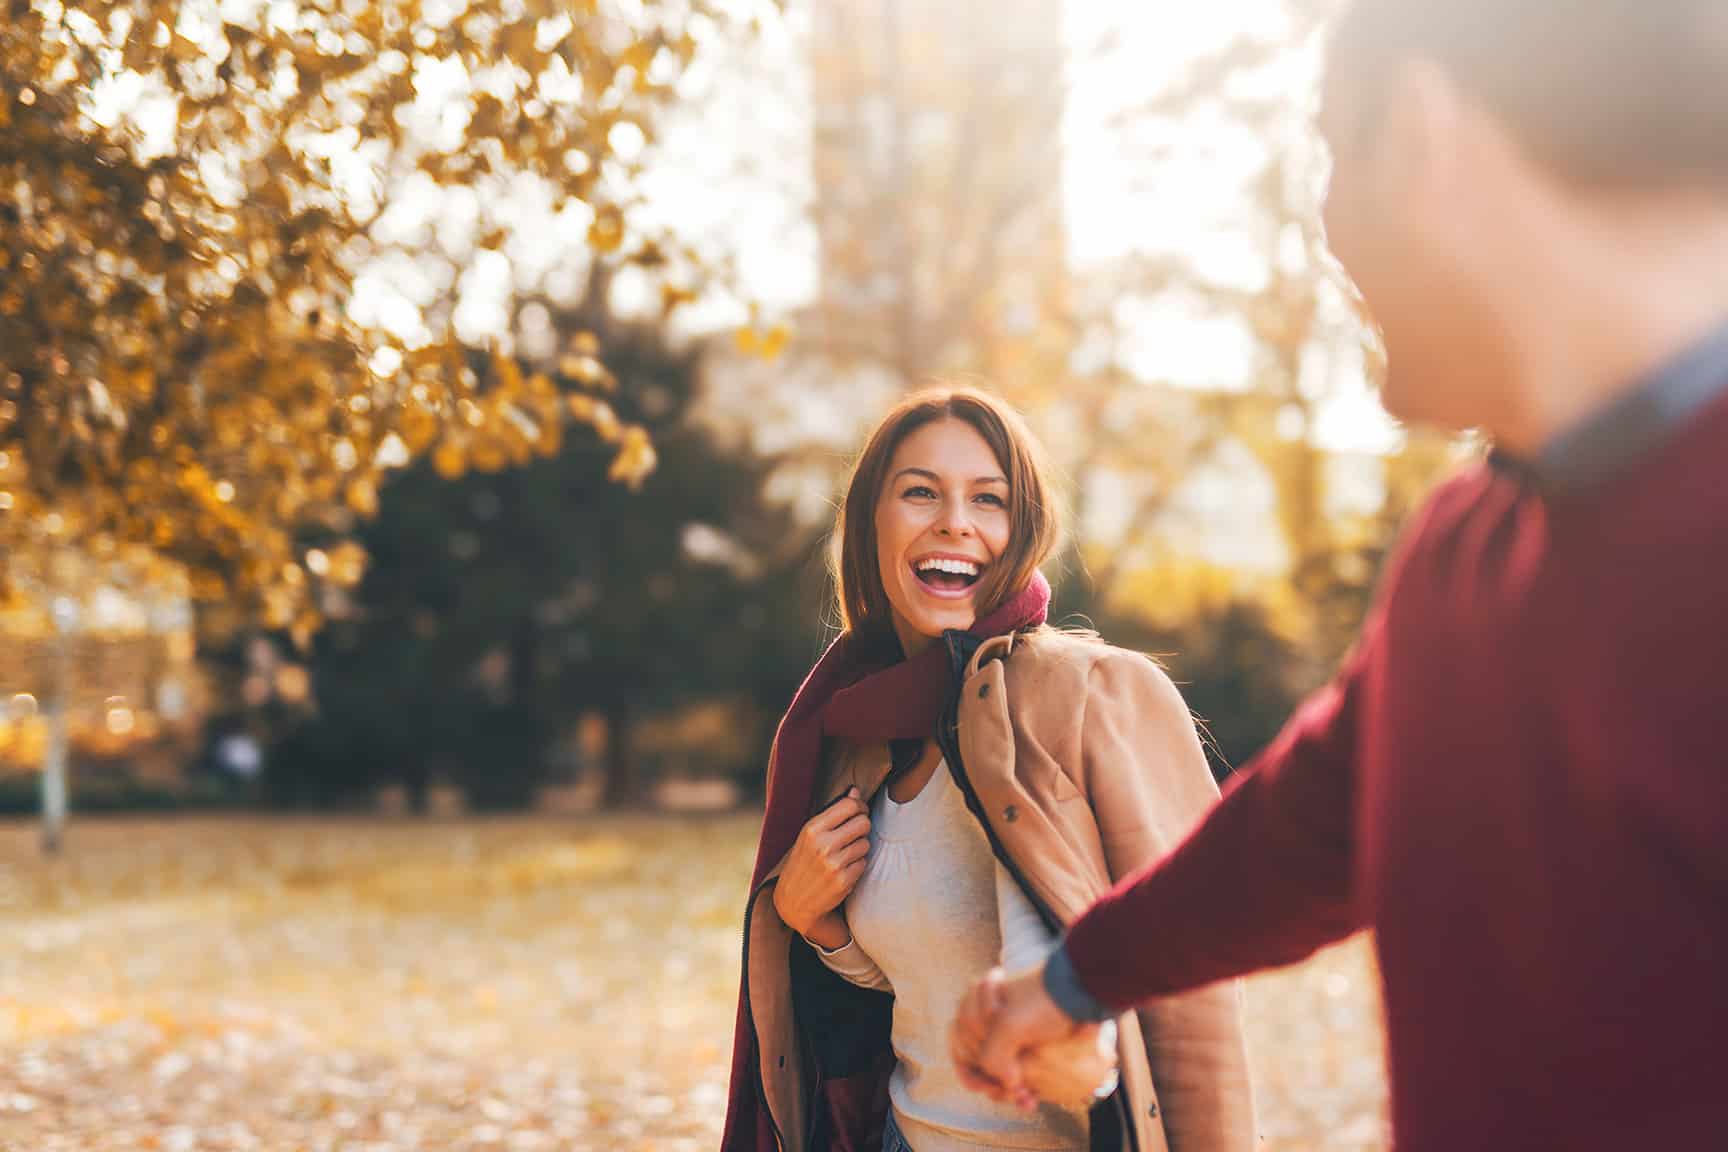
818;763;1087;1151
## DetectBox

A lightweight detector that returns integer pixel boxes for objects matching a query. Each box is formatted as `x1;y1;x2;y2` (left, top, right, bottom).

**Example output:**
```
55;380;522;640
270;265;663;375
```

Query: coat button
978;682;991;699
1003;804;1018;823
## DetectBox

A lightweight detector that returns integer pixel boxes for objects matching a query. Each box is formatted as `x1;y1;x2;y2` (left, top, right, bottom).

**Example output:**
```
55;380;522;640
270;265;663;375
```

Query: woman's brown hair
832;387;1064;634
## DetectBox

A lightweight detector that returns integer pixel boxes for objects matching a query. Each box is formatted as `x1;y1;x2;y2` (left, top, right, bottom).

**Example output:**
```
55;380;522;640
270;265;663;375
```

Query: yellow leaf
495;355;524;397
621;39;658;74
471;436;509;473
590;403;621;442
608;425;656;485
346;478;379;518
400;404;440;453
588;205;625;253
501;21;539;62
559;355;609;387
327;541;367;586
759;324;790;360
433;439;468;480
660;282;698;312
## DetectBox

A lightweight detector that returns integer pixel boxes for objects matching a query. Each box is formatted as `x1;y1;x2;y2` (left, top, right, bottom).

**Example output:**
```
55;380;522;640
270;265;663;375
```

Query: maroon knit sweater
1065;385;1728;1151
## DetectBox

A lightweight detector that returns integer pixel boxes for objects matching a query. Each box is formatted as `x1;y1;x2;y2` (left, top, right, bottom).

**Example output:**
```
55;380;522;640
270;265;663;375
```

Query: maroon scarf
720;572;1052;1151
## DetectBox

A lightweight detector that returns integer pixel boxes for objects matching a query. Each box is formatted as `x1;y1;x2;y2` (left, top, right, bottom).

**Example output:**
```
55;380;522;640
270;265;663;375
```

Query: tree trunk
602;699;636;809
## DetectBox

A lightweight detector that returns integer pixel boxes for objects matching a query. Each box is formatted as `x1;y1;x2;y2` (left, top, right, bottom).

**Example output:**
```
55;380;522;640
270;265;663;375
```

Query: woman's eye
974;492;1006;508
902;485;937;500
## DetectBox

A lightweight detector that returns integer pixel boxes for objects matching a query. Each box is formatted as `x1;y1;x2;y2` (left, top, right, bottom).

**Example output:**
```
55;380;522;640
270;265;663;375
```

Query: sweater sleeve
997;860;1058;972
1060;616;1378;1013
814;931;893;993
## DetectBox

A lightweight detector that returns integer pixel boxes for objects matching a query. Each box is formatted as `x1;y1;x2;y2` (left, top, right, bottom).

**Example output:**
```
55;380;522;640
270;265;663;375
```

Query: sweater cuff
813;934;855;958
1042;940;1114;1024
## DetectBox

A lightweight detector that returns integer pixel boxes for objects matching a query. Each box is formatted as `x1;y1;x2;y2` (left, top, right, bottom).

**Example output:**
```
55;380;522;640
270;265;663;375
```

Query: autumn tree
802;0;1069;393
1056;1;1465;646
0;0;736;634
272;282;821;810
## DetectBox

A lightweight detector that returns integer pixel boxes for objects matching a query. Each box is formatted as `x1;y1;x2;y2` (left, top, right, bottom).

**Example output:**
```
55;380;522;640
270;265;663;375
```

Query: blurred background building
0;546;204;809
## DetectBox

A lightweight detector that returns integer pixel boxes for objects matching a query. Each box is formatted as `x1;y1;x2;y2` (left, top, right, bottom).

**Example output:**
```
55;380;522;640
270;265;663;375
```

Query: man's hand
1020;1020;1118;1113
951;966;1085;1109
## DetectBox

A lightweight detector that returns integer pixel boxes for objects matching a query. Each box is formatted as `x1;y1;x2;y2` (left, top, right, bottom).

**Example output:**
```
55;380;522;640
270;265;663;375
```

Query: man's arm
968;615;1385;1097
1058;627;1374;1014
960;478;1471;1104
1067;651;1256;1147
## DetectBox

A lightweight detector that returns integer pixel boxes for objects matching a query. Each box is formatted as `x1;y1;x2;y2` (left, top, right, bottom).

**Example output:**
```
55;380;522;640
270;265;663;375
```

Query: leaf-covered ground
0;816;1387;1150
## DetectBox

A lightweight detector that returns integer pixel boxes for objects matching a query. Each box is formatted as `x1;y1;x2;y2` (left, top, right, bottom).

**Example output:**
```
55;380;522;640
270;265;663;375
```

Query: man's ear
1377;56;1468;209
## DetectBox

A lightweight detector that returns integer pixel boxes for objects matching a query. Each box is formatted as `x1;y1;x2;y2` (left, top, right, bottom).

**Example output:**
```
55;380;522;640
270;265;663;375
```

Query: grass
0;815;1387;1151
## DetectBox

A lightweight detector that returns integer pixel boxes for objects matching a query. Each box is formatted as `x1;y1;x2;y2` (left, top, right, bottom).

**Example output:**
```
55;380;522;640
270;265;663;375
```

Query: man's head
1319;0;1728;434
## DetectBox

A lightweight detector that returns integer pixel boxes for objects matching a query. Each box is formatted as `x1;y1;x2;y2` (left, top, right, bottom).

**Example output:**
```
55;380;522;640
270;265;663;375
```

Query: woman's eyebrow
891;467;1007;485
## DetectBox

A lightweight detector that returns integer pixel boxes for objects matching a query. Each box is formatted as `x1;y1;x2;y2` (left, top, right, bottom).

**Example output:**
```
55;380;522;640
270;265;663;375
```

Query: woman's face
874;418;1012;654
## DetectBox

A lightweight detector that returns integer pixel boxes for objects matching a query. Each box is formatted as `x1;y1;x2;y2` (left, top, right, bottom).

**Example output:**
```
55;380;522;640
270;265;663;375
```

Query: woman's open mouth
912;556;984;598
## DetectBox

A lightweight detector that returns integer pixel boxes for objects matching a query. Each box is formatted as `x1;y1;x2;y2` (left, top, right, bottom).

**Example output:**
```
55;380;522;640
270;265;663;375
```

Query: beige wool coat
743;627;1256;1152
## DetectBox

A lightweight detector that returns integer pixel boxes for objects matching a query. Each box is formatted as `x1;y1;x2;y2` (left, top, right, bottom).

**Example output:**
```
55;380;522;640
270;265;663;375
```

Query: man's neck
1491;205;1728;457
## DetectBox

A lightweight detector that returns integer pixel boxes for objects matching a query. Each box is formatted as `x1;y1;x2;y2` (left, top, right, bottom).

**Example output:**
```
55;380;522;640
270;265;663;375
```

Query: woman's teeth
913;558;982;591
915;558;980;577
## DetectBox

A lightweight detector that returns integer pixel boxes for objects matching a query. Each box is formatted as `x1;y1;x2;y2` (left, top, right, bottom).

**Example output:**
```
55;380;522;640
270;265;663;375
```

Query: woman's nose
934;497;974;537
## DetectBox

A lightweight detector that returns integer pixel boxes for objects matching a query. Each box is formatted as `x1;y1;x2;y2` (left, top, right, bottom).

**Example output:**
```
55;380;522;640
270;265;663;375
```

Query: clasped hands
949;966;1118;1113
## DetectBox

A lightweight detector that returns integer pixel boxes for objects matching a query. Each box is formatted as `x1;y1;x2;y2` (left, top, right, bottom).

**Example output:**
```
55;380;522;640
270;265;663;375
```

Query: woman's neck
891;614;934;661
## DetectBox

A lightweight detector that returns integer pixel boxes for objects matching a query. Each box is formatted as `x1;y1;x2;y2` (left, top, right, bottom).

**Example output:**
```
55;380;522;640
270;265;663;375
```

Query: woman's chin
890;580;980;643
906;605;976;638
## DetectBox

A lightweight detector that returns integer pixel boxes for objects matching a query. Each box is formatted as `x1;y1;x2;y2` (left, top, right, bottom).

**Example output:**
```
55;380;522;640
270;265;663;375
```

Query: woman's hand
773;787;872;950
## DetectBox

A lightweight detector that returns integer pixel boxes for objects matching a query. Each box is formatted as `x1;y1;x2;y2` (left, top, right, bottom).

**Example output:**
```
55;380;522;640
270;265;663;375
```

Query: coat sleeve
1067;639;1369;1007
1076;649;1258;1152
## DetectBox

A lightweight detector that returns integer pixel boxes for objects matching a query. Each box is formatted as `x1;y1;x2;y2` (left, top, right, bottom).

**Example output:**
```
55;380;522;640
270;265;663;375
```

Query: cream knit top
817;762;1088;1151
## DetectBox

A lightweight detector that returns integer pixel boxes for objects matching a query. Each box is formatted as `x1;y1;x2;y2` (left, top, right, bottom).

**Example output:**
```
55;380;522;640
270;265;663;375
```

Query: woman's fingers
835;857;869;894
780;790;878;927
955;1052;1008;1100
952;984;1009;1101
827;812;872;847
818;788;867;823
833;834;872;867
950;1010;985;1088
952;976;1019;1102
960;980;993;1050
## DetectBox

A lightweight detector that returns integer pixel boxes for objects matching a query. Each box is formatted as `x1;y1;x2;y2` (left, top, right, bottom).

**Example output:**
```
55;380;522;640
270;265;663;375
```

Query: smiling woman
722;387;1254;1152
834;390;1061;651
873;427;1013;638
